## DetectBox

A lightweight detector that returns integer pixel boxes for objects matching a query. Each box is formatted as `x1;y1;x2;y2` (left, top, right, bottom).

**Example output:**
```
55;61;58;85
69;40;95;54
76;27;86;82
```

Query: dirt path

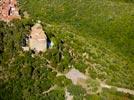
100;83;134;95
46;64;64;76
42;85;57;94
65;88;73;100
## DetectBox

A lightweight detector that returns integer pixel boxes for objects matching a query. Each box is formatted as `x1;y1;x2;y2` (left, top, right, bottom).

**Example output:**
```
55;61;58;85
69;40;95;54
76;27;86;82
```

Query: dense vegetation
0;0;134;99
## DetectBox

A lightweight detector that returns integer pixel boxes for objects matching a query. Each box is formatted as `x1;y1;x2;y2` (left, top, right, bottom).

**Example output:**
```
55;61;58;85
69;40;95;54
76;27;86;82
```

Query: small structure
0;0;20;22
29;23;47;52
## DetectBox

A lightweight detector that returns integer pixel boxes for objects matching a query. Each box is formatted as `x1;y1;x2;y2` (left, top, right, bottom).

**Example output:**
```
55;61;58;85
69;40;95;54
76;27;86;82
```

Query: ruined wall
0;0;20;22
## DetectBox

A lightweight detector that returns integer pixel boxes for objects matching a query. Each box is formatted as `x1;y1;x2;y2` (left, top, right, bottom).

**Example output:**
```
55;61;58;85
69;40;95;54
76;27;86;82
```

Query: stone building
29;23;47;52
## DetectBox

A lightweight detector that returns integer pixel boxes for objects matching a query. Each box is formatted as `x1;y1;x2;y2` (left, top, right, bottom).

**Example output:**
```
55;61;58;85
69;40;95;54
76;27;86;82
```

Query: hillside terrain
0;0;134;100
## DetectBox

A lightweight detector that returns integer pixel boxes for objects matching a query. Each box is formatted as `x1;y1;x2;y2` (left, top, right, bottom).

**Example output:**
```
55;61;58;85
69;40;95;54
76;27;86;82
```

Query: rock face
0;0;20;22
29;23;47;52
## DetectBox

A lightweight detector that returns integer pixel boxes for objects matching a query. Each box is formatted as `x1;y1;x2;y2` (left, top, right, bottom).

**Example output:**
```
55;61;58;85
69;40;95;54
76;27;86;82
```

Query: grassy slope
19;0;134;60
19;0;134;89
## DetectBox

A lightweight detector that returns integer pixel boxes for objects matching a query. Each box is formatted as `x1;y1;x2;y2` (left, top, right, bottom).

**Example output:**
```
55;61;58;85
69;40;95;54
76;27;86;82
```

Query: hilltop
0;0;134;100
